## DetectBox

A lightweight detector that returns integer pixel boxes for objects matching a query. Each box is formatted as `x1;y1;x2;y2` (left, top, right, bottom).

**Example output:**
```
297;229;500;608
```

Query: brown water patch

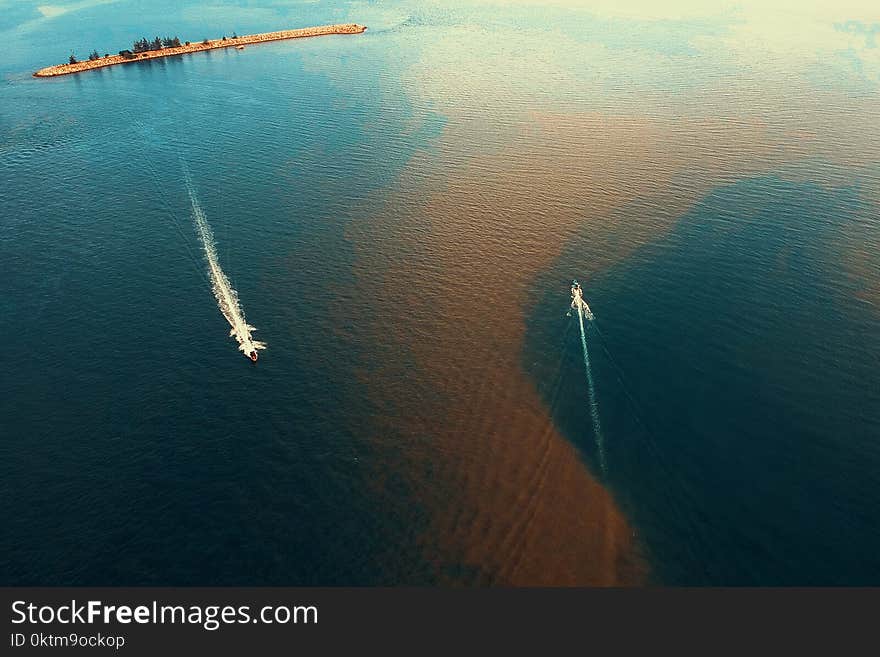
341;122;656;584
342;109;794;585
283;8;880;582
340;72;880;580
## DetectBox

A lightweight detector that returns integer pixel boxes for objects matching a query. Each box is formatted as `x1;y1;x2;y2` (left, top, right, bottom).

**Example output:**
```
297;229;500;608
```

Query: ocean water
1;0;879;585
527;177;880;584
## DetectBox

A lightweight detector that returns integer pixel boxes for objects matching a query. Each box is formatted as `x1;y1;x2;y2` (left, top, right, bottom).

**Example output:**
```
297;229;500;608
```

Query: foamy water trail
183;170;265;360
577;304;606;473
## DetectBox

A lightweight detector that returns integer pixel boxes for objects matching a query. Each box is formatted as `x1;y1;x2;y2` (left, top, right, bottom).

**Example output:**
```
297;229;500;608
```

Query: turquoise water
2;1;879;584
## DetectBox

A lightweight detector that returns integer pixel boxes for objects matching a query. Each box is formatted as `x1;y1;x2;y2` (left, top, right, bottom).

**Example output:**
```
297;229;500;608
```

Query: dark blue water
1;1;447;585
527;177;880;584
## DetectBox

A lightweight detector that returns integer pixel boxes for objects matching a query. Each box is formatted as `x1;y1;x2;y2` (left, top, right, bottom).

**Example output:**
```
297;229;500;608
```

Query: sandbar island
34;24;367;78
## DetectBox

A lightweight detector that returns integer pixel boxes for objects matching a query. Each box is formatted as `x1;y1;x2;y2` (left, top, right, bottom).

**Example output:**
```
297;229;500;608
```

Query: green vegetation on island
132;35;182;53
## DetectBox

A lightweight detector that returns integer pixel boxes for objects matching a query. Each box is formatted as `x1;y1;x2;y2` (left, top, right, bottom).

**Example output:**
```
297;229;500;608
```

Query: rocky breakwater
34;24;367;78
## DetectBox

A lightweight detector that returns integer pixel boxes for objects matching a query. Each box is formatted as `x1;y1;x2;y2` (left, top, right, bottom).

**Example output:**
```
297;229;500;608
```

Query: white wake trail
577;304;606;473
184;173;265;360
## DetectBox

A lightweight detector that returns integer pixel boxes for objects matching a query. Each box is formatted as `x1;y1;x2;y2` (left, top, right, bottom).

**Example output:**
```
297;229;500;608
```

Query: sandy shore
34;24;366;78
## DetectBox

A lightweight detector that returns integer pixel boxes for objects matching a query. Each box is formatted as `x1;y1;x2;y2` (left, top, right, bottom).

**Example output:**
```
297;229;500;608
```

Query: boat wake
570;281;605;472
184;168;265;362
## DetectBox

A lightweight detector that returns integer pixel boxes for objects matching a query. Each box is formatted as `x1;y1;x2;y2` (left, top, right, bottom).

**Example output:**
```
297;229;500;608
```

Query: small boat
235;45;245;50
570;278;594;320
247;350;258;362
